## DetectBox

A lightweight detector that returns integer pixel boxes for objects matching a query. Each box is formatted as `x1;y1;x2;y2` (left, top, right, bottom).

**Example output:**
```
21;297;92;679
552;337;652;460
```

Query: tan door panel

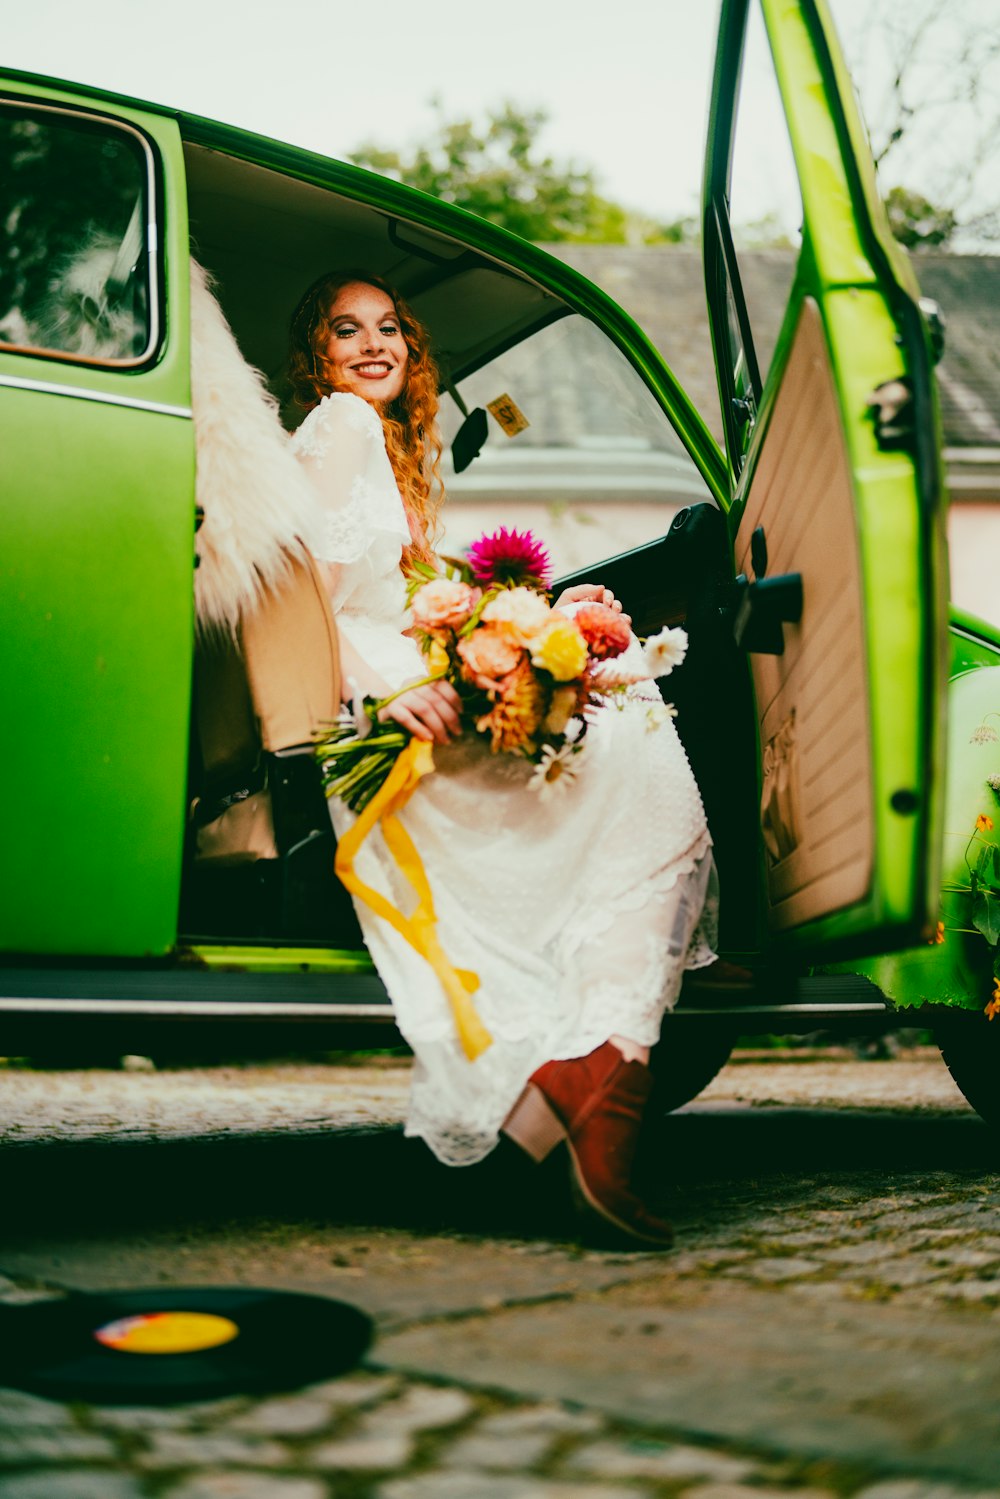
736;297;873;931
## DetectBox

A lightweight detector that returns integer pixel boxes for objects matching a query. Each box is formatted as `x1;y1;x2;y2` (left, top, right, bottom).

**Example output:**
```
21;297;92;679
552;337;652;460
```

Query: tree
349;102;693;246
841;0;1000;249
883;187;958;251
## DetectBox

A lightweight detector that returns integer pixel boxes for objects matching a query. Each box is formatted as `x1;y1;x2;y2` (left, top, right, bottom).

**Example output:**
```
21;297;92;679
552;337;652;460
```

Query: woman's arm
297;399;462;745
327;576;461;746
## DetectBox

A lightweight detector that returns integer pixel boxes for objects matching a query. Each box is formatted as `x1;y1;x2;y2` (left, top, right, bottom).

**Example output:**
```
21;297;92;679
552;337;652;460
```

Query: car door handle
732;572;803;656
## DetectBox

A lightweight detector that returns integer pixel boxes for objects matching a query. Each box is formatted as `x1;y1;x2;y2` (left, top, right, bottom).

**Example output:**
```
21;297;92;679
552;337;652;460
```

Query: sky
4;0;998;238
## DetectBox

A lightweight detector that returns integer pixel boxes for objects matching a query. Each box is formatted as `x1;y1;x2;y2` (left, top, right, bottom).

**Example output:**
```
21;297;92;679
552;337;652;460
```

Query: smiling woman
322;281;409;403
280;265;720;1247
288;270;445;569
4;0;994;1224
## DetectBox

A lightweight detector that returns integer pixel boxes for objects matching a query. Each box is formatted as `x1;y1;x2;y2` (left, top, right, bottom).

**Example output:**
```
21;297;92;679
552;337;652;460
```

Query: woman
287;271;718;1246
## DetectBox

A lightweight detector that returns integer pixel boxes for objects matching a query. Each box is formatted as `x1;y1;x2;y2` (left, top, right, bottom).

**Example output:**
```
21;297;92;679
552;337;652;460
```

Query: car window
0;101;157;364
704;1;804;475
727;2;803;388
437;313;715;575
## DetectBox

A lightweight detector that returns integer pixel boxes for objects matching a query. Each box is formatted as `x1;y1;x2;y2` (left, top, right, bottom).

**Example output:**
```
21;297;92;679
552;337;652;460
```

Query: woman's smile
352;359;395;378
322;281;409;403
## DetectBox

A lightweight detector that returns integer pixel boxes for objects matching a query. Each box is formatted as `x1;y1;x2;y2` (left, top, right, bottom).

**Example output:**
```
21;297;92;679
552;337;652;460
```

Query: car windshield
438;313;715;573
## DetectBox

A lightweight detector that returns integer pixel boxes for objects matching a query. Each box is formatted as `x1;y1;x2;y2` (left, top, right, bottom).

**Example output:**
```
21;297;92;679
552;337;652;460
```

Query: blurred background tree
351;2;1000;255
350;101;695;246
840;0;1000;250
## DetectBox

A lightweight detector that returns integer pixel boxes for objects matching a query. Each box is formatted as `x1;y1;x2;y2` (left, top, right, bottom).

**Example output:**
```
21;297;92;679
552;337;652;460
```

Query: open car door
703;0;949;958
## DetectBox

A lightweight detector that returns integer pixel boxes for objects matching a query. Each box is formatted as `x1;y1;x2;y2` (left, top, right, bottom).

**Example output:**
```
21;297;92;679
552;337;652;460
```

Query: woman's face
320;281;409;404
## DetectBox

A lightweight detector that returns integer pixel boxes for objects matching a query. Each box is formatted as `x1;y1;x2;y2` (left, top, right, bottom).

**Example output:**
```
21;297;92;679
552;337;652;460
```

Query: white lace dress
291;391;718;1166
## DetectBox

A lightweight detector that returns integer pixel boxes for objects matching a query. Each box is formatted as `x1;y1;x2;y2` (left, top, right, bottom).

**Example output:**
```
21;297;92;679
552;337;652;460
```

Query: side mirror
451;407;489;474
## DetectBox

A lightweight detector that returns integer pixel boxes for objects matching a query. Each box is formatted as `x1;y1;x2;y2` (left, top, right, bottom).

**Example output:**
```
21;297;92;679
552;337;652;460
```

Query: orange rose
457;625;524;689
411;579;481;632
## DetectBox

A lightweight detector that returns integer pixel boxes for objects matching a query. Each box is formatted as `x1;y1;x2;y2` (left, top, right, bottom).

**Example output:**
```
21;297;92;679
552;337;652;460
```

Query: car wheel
936;1009;1000;1125
649;1028;736;1113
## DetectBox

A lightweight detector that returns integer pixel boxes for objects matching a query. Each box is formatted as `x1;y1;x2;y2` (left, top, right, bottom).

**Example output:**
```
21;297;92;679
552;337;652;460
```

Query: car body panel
0;0;987;1041
0;82;195;957
703;0;949;961
844;662;1000;1013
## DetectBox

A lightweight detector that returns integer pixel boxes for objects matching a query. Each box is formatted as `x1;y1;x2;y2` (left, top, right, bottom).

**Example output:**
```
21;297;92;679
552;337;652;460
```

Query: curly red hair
287;270;442;565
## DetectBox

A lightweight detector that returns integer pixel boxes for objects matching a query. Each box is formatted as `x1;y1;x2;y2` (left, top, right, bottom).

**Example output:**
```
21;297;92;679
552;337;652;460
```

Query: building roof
544;245;1000;454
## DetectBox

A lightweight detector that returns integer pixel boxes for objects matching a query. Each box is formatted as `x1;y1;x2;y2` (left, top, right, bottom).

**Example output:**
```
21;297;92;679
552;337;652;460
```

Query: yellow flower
424;640;450;674
985;978;1000;1021
476;659;544;753
927;920;945;946
977;813;995;833
531;618;589;682
543;685;578;736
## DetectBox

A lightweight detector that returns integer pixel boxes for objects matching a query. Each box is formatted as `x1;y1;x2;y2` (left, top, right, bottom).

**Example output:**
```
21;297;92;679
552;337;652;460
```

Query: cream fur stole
191;259;321;635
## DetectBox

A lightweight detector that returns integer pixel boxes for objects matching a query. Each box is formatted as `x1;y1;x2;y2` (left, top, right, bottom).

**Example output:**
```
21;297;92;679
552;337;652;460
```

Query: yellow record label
93;1311;240;1355
486;394;529;437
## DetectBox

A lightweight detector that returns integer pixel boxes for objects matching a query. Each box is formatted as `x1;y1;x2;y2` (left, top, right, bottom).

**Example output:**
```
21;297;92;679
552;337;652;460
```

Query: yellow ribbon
334;738;492;1061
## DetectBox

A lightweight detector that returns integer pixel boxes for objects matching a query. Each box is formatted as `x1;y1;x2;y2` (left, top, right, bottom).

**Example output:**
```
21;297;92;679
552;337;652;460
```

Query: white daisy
529;742;581;800
642;626;688;678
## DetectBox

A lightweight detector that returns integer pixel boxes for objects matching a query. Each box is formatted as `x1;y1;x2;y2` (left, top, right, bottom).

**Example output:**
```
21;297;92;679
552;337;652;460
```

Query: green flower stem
963;829;993;875
373;672;446;713
333;754;392;795
322;733;404;760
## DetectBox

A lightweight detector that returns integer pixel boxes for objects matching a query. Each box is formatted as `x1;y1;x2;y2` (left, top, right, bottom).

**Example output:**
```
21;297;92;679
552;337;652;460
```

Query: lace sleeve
289;392;408;569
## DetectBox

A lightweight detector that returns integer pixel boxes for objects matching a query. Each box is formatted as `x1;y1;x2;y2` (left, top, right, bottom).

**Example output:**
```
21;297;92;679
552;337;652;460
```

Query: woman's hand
552;583;631;627
338;633;461;745
378;678;463;745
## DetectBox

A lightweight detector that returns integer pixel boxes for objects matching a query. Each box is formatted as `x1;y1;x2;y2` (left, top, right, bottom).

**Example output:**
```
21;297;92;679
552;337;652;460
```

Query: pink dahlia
466;527;553;590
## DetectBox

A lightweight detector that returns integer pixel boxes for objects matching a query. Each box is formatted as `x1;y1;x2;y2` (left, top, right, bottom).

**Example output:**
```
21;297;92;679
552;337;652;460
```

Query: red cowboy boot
502;1040;673;1247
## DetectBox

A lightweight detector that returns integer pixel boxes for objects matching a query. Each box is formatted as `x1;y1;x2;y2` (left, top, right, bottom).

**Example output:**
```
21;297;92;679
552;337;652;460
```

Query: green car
2;0;998;1123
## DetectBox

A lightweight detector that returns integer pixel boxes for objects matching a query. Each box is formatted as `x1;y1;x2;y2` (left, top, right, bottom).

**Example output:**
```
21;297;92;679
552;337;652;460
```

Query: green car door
0;81;195;958
703;0;949;960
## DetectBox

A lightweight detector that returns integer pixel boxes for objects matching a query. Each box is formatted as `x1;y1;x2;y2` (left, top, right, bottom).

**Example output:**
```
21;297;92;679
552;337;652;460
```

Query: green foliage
350;101;693;245
972;884;1000;946
884;186;958;251
960;785;1000;968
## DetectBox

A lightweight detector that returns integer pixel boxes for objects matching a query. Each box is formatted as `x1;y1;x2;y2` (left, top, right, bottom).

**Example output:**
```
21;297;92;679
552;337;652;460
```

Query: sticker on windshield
487;394;529;437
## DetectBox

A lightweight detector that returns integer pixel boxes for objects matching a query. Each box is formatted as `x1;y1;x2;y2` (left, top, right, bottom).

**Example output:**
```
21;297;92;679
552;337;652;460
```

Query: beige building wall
948;504;1000;629
441;495;1000;631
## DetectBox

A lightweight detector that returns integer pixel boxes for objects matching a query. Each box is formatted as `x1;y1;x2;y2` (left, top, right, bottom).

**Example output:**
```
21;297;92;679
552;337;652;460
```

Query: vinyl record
0;1287;373;1404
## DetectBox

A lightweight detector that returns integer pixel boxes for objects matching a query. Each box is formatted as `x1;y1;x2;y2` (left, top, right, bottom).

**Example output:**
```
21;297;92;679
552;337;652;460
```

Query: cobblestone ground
1;1052;998;1499
0;1051;972;1146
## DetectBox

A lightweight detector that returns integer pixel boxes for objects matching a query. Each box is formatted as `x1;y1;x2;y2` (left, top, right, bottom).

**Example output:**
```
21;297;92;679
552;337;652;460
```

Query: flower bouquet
315;526;688;812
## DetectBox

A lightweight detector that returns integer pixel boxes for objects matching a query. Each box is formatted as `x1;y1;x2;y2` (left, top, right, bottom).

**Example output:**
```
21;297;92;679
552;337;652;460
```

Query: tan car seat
193;548;341;863
184;548;358;943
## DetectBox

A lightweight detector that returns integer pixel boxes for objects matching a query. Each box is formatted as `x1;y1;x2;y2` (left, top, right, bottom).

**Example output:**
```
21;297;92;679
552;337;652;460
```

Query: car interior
175;141;762;957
